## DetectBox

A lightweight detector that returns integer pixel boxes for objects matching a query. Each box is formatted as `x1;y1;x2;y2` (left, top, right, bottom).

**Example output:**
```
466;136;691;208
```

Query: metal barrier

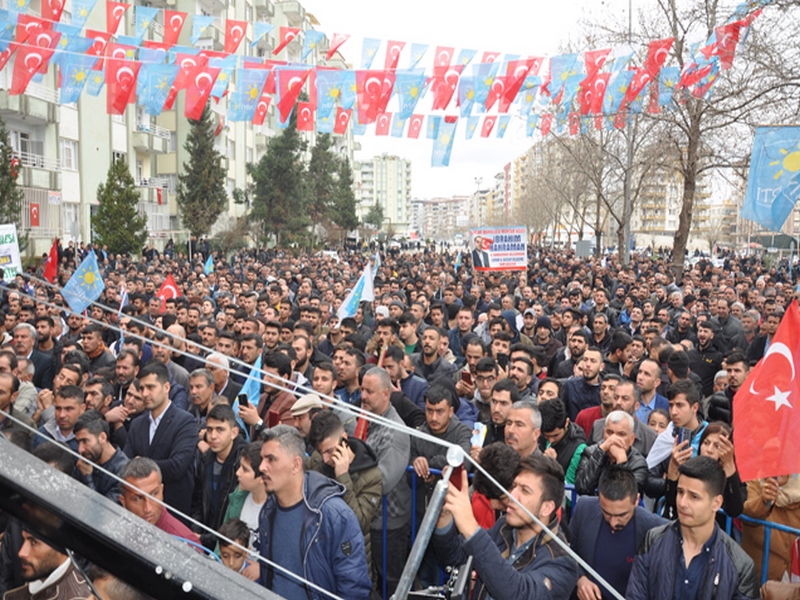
724;513;800;585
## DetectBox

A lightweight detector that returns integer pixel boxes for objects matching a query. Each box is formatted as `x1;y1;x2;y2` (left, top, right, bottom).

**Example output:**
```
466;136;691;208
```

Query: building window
60;139;78;170
168;132;177;153
112;151;126;164
227;139;235;160
246;147;253;163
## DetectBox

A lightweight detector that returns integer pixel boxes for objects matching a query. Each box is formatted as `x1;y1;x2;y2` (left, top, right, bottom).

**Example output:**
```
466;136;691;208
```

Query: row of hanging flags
0;0;769;165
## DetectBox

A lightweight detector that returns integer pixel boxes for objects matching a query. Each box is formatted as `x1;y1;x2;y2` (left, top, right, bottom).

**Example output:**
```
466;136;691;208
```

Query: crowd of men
0;241;794;599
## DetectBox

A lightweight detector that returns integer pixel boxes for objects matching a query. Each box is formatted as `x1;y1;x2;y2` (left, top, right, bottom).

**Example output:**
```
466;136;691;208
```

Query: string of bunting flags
0;0;771;166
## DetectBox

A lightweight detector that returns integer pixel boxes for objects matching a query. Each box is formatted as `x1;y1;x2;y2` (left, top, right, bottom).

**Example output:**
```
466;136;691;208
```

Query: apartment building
353;153;412;235
1;0;354;255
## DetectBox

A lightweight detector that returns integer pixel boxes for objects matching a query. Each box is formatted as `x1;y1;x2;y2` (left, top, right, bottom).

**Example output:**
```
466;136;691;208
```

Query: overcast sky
301;0;632;199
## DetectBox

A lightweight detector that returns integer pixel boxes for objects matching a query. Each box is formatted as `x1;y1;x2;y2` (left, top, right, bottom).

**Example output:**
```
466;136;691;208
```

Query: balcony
17;151;61;190
279;0;304;26
254;0;275;17
133;119;171;154
137;180;168;205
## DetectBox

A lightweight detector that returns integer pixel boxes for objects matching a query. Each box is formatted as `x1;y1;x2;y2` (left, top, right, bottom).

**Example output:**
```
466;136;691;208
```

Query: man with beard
561;347;604;422
570;467;666;600
433;454;578;600
410;326;455;382
74;410;130;501
552;329;589;380
4;531;91;600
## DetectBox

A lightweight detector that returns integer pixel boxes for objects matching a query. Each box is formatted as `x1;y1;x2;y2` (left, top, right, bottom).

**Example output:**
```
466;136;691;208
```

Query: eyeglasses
475;375;496;384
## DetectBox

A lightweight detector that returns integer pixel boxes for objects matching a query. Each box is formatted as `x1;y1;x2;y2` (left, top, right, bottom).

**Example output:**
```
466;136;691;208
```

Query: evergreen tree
332;157;358;233
177;104;228;237
94;157;148;255
307;133;338;247
247;112;310;245
364;201;384;230
0;116;24;242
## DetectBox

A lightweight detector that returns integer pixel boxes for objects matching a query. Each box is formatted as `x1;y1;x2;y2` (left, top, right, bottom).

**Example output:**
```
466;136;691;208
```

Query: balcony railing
137;177;169;188
17;151;59;171
135;119;171;139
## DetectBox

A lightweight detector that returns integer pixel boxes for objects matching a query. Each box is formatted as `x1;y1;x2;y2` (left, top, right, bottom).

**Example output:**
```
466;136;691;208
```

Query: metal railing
137;177;170;188
724;513;800;586
136;119;172;139
17;150;60;171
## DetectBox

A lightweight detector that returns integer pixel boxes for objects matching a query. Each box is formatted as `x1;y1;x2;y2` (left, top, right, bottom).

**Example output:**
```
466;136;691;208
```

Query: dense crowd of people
0;240;798;600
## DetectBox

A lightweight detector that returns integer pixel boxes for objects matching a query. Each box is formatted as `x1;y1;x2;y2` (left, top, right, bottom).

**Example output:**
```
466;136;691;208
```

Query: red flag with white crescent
106;1;130;35
163;11;187;47
734;300;800;481
10;45;55;95
105;54;140;114
157;273;181;312
480;115;497;138
42;0;66;25
224;19;247;55
272;26;299;56
407;114;423;139
644;37;674;78
375;112;391;136
184;65;220;120
333;107;351;135
44;238;59;283
296;101;314;131
325;33;350;61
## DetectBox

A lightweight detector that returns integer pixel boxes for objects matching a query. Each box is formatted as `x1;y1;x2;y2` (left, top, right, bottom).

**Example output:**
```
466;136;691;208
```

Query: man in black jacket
707;351;750;425
74;410;130;501
575;411;649;496
191;404;246;549
626;457;757;600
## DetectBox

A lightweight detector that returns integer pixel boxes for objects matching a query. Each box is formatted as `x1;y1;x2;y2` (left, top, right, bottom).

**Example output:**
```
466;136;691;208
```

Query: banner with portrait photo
469;226;528;272
0;223;22;281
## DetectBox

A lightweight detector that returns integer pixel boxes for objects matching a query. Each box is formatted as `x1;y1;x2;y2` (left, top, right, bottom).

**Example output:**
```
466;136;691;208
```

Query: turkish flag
734;300;800;481
325;33;350;61
184;65;220;120
163;53;208;110
157;274;181;312
224;19;247;54
106;1;130;35
29;203;40;227
0;47;15;73
355;70;388;124
430;65;462;111
16;15;49;45
433;46;454;67
43;238;59;283
156;189;163;205
480;115;497;138
41;0;66;23
584;48;611;79
296;101;314;131
252;93;272;126
276;68;310;122
644;37;674;77
541;113;553;136
333;107;351;135
504;58;537;103
375;112;391;136
273;26;299;55
569;112;580;136
85;29;112;70
384;40;405;70
407;114;423;139
481;51;500;64
715;22;742;71
105;56;141;114
484;76;506;111
163;11;187;47
10;46;55;95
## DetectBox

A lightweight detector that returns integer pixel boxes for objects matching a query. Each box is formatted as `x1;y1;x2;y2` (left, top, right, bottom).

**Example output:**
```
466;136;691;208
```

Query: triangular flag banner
361;37;381;69
326;33;349;60
301;30;325;61
432;118;457;167
250;22;274;47
62;252;105;314
224;19;247;54
191;15;214;45
337;261;374;319
106;1;129;35
163;11;187;47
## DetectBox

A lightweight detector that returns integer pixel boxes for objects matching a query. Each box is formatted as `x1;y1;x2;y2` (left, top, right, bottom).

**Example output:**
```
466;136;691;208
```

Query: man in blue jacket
257;425;372;600
571;466;666;599
433;453;578;600
626;456;758;600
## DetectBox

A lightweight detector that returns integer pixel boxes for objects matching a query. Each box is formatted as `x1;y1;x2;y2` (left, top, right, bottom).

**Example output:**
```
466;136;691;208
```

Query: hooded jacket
257;471;372;600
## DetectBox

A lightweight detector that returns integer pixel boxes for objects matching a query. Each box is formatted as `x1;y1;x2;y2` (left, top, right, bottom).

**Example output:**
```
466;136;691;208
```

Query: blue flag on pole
454;251;462;271
232;354;260;441
337;262;374;319
62;252;105;314
742;126;800;232
204;253;214;275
